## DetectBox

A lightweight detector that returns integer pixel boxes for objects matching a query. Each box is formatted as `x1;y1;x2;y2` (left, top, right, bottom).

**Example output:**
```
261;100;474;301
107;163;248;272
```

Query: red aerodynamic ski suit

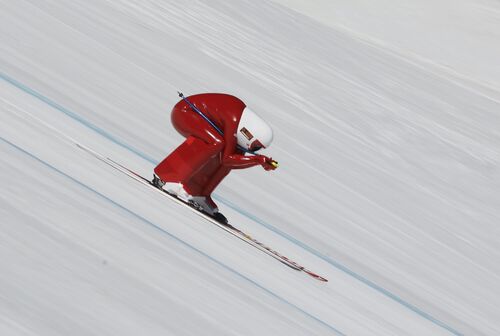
154;93;274;199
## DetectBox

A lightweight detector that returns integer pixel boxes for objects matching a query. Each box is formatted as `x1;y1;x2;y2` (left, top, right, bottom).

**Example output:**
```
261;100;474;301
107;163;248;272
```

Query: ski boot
153;174;228;225
152;174;191;200
189;196;228;225
152;174;165;189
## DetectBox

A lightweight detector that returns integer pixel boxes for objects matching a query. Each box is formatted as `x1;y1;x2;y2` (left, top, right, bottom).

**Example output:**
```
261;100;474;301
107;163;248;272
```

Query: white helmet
236;107;273;151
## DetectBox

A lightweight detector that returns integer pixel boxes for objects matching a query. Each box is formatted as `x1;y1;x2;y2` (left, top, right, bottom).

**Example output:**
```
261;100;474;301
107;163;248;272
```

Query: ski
77;144;328;282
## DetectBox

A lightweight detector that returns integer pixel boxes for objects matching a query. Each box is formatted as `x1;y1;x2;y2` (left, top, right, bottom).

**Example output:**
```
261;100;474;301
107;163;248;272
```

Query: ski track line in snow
0;135;345;336
0;72;463;336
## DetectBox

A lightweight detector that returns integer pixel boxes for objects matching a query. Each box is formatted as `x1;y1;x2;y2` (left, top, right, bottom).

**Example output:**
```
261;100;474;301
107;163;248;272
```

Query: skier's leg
154;107;224;185
154;137;200;182
201;166;232;197
154;136;223;182
183;165;231;216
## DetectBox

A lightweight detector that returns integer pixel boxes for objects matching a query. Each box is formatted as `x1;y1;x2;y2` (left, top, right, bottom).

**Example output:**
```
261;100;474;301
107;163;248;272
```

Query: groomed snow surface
1;1;499;335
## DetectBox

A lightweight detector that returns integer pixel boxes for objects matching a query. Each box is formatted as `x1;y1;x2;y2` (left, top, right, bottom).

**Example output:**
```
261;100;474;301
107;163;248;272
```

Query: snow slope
1;0;499;335
273;0;500;89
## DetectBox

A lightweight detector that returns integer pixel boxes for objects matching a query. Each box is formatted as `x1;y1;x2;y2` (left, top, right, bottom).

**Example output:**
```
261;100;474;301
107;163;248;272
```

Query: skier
153;93;278;223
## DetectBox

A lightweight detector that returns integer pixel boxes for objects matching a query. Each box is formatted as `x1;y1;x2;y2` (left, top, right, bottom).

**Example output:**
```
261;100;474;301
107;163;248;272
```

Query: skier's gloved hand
265;157;279;171
257;155;278;171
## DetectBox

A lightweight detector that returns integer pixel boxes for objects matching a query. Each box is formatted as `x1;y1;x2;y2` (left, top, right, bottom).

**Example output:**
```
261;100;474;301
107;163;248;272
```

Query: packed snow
1;0;499;335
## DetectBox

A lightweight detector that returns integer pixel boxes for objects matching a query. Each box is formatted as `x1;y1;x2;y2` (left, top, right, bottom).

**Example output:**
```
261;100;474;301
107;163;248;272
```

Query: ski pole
178;91;224;136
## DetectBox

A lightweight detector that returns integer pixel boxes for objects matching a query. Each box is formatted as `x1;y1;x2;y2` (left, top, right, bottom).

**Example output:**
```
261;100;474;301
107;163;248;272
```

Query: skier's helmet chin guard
236;107;273;152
